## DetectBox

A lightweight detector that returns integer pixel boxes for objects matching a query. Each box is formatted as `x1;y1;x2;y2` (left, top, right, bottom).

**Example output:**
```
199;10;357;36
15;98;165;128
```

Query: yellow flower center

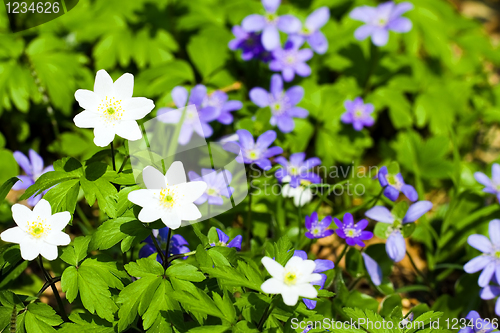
159;188;178;209
495;251;500;258
248;150;259;160
207;188;217;196
98;96;124;125
377;18;387;26
27;218;50;238
284;271;298;286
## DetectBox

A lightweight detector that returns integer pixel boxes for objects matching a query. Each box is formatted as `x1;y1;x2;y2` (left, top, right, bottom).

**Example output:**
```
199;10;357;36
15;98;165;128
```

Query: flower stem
163;228;173;270
257;298;275;330
167;250;197;264
335;244;349;267
118;155;130;174
37;256;68;322
406;250;436;297
150;231;166;265
110;142;117;171
245;167;255;251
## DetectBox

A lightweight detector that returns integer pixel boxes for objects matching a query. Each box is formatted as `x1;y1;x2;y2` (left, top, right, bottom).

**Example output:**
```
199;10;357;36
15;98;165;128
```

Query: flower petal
262;25;280;51
307;31;328;54
372;28;389;46
403;201;432;223
306;7;329;31
115;120;142;141
475;172;493;187
45;231;70;246
13;151;32;176
47;212;71;231
19;239;41;261
464;256;492;273
362;252;382;286
94;69;114;97
172;86;188;108
139;206;163;223
237;129;255;149
261;278;284;294
489;219;500;246
0;227;26;244
388;17;412;33
256;130;277;148
350;6;377;22
142;166;167;189
12;204;34;229
177;203;202;221
401;184;418;202
262;0;280;13
73;111;101;129
93;126;116;147
479;262;496;287
74;89;99;110
122;97;154;121
242;14;266;32
249;87;270;108
177;181;207;203
161;211;182;229
228;235;242;250
386;231;406;262
166;161;187;186
313;259;334;273
262;256;284;277
113;73;134;100
277;15;301;34
365;206;394;223
467;234;493;253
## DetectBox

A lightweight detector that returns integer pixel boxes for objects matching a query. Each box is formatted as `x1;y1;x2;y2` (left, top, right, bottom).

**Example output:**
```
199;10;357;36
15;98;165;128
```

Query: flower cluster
13;150;54;206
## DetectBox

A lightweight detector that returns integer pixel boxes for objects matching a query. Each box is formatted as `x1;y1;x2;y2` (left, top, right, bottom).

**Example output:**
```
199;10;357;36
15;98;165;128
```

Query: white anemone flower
128;162;207;229
0;199;71;261
261;256;321;306
74;69;155;147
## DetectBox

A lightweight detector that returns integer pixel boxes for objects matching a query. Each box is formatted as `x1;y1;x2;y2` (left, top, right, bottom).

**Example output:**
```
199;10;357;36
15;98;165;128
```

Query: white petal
47;212;71;231
39;243;58;261
1;227;26;243
19;240;41;261
122;97;155;121
176;203;201;221
94;69;114;97
33;199;51;219
166;161;187;186
261;278;284;294
281;289;299;306
262;256;285;278
93;126;116;147
161;211;181;229
75;89;100;110
296;283;318;299
12;204;33;230
115;120;142;141
74;111;100;129
303;273;322;284
176;181;207;203
128;189;156;206
113;73;134;100
138;206;163;223
45;231;71;246
142;166;167;189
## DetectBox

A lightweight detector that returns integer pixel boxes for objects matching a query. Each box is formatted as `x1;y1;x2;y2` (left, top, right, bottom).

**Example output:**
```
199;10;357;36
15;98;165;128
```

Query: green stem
335;244;349;267
150;231;166;264
37;256;68;322
167;250;197;264
75;204;92;230
406;251;436;298
118;155;130;174
245;167;255;251
257;299;275;330
163;228;173;270
110;142;116;171
363;42;380;94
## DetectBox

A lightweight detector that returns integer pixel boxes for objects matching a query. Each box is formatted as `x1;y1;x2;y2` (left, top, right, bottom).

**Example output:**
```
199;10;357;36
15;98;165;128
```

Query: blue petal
386;231;406;262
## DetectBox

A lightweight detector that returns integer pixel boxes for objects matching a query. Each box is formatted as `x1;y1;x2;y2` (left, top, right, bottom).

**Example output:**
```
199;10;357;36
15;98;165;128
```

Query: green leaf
373;223;390;240
273;236;293;266
186;27;230;78
26;303;63;327
43;179;80;214
387;161;400;175
166;263;205;282
20;171;79;200
80;177;117;218
0;177;18;204
345;248;364;278
186;326;230;333
391;201;409;221
24;311;57;333
90;217;150;252
60;236;91;266
402;223;416;238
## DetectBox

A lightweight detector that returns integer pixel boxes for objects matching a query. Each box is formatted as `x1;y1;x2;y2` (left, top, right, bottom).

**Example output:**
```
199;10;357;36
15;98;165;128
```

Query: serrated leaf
43;179;80;214
60;236;91;266
20;171;79;200
166;263;205;282
90;217;149;252
125;257;164;278
0;177;19;204
80;177;117;218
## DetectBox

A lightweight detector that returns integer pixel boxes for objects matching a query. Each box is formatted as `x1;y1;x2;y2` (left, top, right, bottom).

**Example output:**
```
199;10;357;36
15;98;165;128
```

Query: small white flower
0;199;71;261
282;183;313;207
74;69;155;147
261;256;321;306
128;162;207;229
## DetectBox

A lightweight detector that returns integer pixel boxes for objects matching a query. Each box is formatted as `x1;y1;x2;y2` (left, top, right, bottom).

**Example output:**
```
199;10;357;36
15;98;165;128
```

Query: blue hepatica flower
350;1;413;47
224;129;283;170
158;85;219;145
139;227;190;264
187;169;234;206
334;213;373;247
250;74;308;133
269;36;313;82
275;152;321;188
361;252;382;286
295;7;330;55
13;150;54;206
202;90;243;125
378;165;418;202
294;250;334;309
464;219;500;287
305;212;334;239
229;26;266;61
365;201;433;262
210;228;242;251
480;278;500;317
241;0;301;51
341;97;375;131
474;163;500;202
458;311;496;333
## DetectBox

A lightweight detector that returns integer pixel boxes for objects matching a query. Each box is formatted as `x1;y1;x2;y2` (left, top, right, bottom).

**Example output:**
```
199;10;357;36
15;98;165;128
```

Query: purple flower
378;166;418;202
224;129;283;170
139;227;190;264
305;212;334;239
249;74;308;133
294;250;334;309
295;7;330;54
158;85;219;145
12;150;54;206
269;37;313;82
201;91;242;125
464;219;500;288
365;201;433;262
188;169;234;206
458;311;496;333
341;97;375;131
334;213;373;247
480;282;500;317
229;26;266;61
241;0;301;51
210;228;242;251
349;1;413;47
474;164;500;202
275;153;321;188
361;252;382;286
